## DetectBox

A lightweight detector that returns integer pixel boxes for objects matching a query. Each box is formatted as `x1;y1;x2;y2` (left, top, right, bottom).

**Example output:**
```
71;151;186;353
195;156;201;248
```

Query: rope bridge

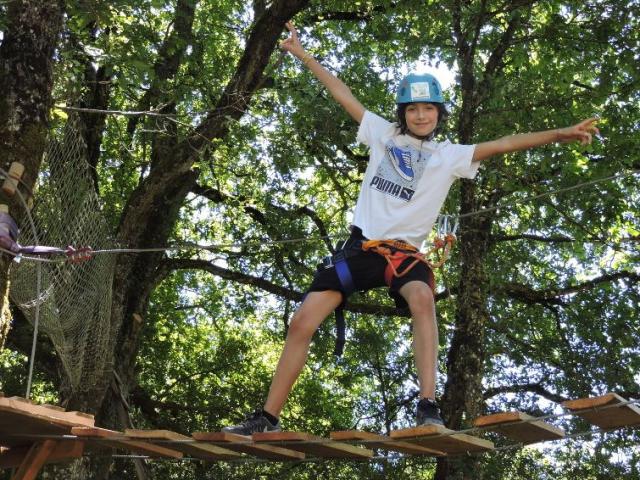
1;391;639;478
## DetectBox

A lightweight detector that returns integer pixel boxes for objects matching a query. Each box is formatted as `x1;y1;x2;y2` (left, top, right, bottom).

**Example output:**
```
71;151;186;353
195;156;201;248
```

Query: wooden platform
390;424;494;454
192;431;305;461
0;394;92;479
252;431;373;459
330;430;444;456
562;393;640;430
0;394;185;478
0;395;93;447
473;412;565;444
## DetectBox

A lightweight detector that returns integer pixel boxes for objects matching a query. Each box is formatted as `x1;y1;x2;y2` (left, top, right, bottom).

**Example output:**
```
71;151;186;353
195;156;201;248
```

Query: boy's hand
557;118;600;145
280;22;306;59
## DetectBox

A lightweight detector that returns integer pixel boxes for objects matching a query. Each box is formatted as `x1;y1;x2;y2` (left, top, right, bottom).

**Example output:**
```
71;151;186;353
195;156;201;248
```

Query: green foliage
0;348;28;397
4;0;639;478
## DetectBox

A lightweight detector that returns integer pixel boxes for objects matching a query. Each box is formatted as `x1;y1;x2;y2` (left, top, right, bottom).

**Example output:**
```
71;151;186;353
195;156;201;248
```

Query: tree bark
0;0;64;348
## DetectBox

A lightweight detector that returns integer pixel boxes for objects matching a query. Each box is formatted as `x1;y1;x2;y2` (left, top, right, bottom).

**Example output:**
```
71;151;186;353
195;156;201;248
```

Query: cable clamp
66;246;93;263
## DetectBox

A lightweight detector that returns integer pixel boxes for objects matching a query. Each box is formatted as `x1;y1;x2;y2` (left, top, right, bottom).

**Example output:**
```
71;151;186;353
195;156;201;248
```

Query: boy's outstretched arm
472;118;600;162
281;22;365;124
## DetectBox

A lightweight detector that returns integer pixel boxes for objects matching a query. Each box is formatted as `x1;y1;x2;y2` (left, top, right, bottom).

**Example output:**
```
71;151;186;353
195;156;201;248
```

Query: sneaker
222;410;281;436
416;398;444;426
386;145;415;181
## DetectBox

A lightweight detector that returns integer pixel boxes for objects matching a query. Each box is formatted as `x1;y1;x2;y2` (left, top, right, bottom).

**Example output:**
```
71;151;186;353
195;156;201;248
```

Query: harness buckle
321;249;347;270
320;239;363;271
320;255;334;270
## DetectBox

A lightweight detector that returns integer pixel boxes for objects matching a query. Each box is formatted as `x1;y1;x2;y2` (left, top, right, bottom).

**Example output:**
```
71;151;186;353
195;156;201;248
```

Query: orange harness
362;234;456;287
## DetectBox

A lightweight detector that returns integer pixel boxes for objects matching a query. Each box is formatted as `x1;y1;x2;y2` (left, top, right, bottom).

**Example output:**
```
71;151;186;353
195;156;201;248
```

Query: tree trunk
436;194;493;479
0;0;64;348
60;1;311;477
434;2;524;476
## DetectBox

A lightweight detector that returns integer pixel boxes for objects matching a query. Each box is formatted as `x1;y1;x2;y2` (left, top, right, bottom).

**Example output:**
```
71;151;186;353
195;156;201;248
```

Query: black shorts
308;235;435;309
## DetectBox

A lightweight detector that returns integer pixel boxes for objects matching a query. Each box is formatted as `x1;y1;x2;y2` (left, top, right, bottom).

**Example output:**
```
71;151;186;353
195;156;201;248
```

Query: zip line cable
1;168;638;265
456;169;640;219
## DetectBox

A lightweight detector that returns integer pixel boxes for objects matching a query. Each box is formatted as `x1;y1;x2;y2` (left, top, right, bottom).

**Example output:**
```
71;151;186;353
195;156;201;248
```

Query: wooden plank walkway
330;430;444;456
562;393;640;430
473;412;565;444
390;424;494;454
192;431;305;460
0;395;93;448
72;427;183;459
125;429;240;460
2;390;640;473
252;431;373;459
0;394;91;479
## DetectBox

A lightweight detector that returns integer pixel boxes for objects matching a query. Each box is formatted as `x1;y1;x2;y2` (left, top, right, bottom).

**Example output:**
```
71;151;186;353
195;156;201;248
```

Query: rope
0;165;44;400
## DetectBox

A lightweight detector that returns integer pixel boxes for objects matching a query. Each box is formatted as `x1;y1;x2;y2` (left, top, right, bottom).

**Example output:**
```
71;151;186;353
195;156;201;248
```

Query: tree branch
483;382;568;404
304;3;398;24
191;183;334;253
492;233;575;243
497;271;640;304
156;258;450;315
188;0;310;153
129;384;210;429
475;6;527;108
126;0;197;141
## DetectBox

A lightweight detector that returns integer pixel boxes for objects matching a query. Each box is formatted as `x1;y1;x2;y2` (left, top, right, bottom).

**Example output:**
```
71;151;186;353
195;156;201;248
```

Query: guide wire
1;169;636;265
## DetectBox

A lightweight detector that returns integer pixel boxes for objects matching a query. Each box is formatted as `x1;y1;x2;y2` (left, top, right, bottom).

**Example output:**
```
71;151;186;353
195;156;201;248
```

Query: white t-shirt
353;110;480;248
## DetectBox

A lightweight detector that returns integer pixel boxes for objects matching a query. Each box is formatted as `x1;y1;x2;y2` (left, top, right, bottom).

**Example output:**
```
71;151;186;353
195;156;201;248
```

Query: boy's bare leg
399;281;438;399
264;290;343;417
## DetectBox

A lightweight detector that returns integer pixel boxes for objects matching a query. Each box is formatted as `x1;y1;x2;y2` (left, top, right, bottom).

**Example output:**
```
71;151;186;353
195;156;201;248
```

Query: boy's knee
405;284;435;315
287;310;317;340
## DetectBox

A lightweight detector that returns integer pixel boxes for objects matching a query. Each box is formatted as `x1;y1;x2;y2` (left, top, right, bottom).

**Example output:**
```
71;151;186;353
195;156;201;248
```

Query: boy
223;22;598;434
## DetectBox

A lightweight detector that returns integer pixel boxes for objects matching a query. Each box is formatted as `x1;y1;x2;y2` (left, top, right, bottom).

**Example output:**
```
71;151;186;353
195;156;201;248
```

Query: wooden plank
192;432;305;461
0;441;83;469
0;397;95;448
390;424;494;454
1;397;94;426
330;430;444;456
253;431;373;459
11;440;57;480
71;427;183;459
562;393;640;430
124;429;240;460
473;412;565;444
42;405;66;412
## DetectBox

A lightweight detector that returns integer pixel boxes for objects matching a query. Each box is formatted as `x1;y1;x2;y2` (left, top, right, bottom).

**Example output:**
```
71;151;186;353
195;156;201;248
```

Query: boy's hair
396;102;449;139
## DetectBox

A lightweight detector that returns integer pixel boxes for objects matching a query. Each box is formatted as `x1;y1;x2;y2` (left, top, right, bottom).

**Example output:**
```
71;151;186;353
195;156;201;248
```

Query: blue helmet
396;73;444;104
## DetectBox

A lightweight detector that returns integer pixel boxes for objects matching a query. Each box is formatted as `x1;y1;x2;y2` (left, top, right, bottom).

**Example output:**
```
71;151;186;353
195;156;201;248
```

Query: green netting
9;115;118;398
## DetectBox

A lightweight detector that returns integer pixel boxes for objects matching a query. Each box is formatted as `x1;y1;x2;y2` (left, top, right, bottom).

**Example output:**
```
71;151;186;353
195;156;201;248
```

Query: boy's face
404;102;438;138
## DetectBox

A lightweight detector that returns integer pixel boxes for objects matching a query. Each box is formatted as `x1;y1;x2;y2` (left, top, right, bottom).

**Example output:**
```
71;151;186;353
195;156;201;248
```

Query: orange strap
362;236;456;287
